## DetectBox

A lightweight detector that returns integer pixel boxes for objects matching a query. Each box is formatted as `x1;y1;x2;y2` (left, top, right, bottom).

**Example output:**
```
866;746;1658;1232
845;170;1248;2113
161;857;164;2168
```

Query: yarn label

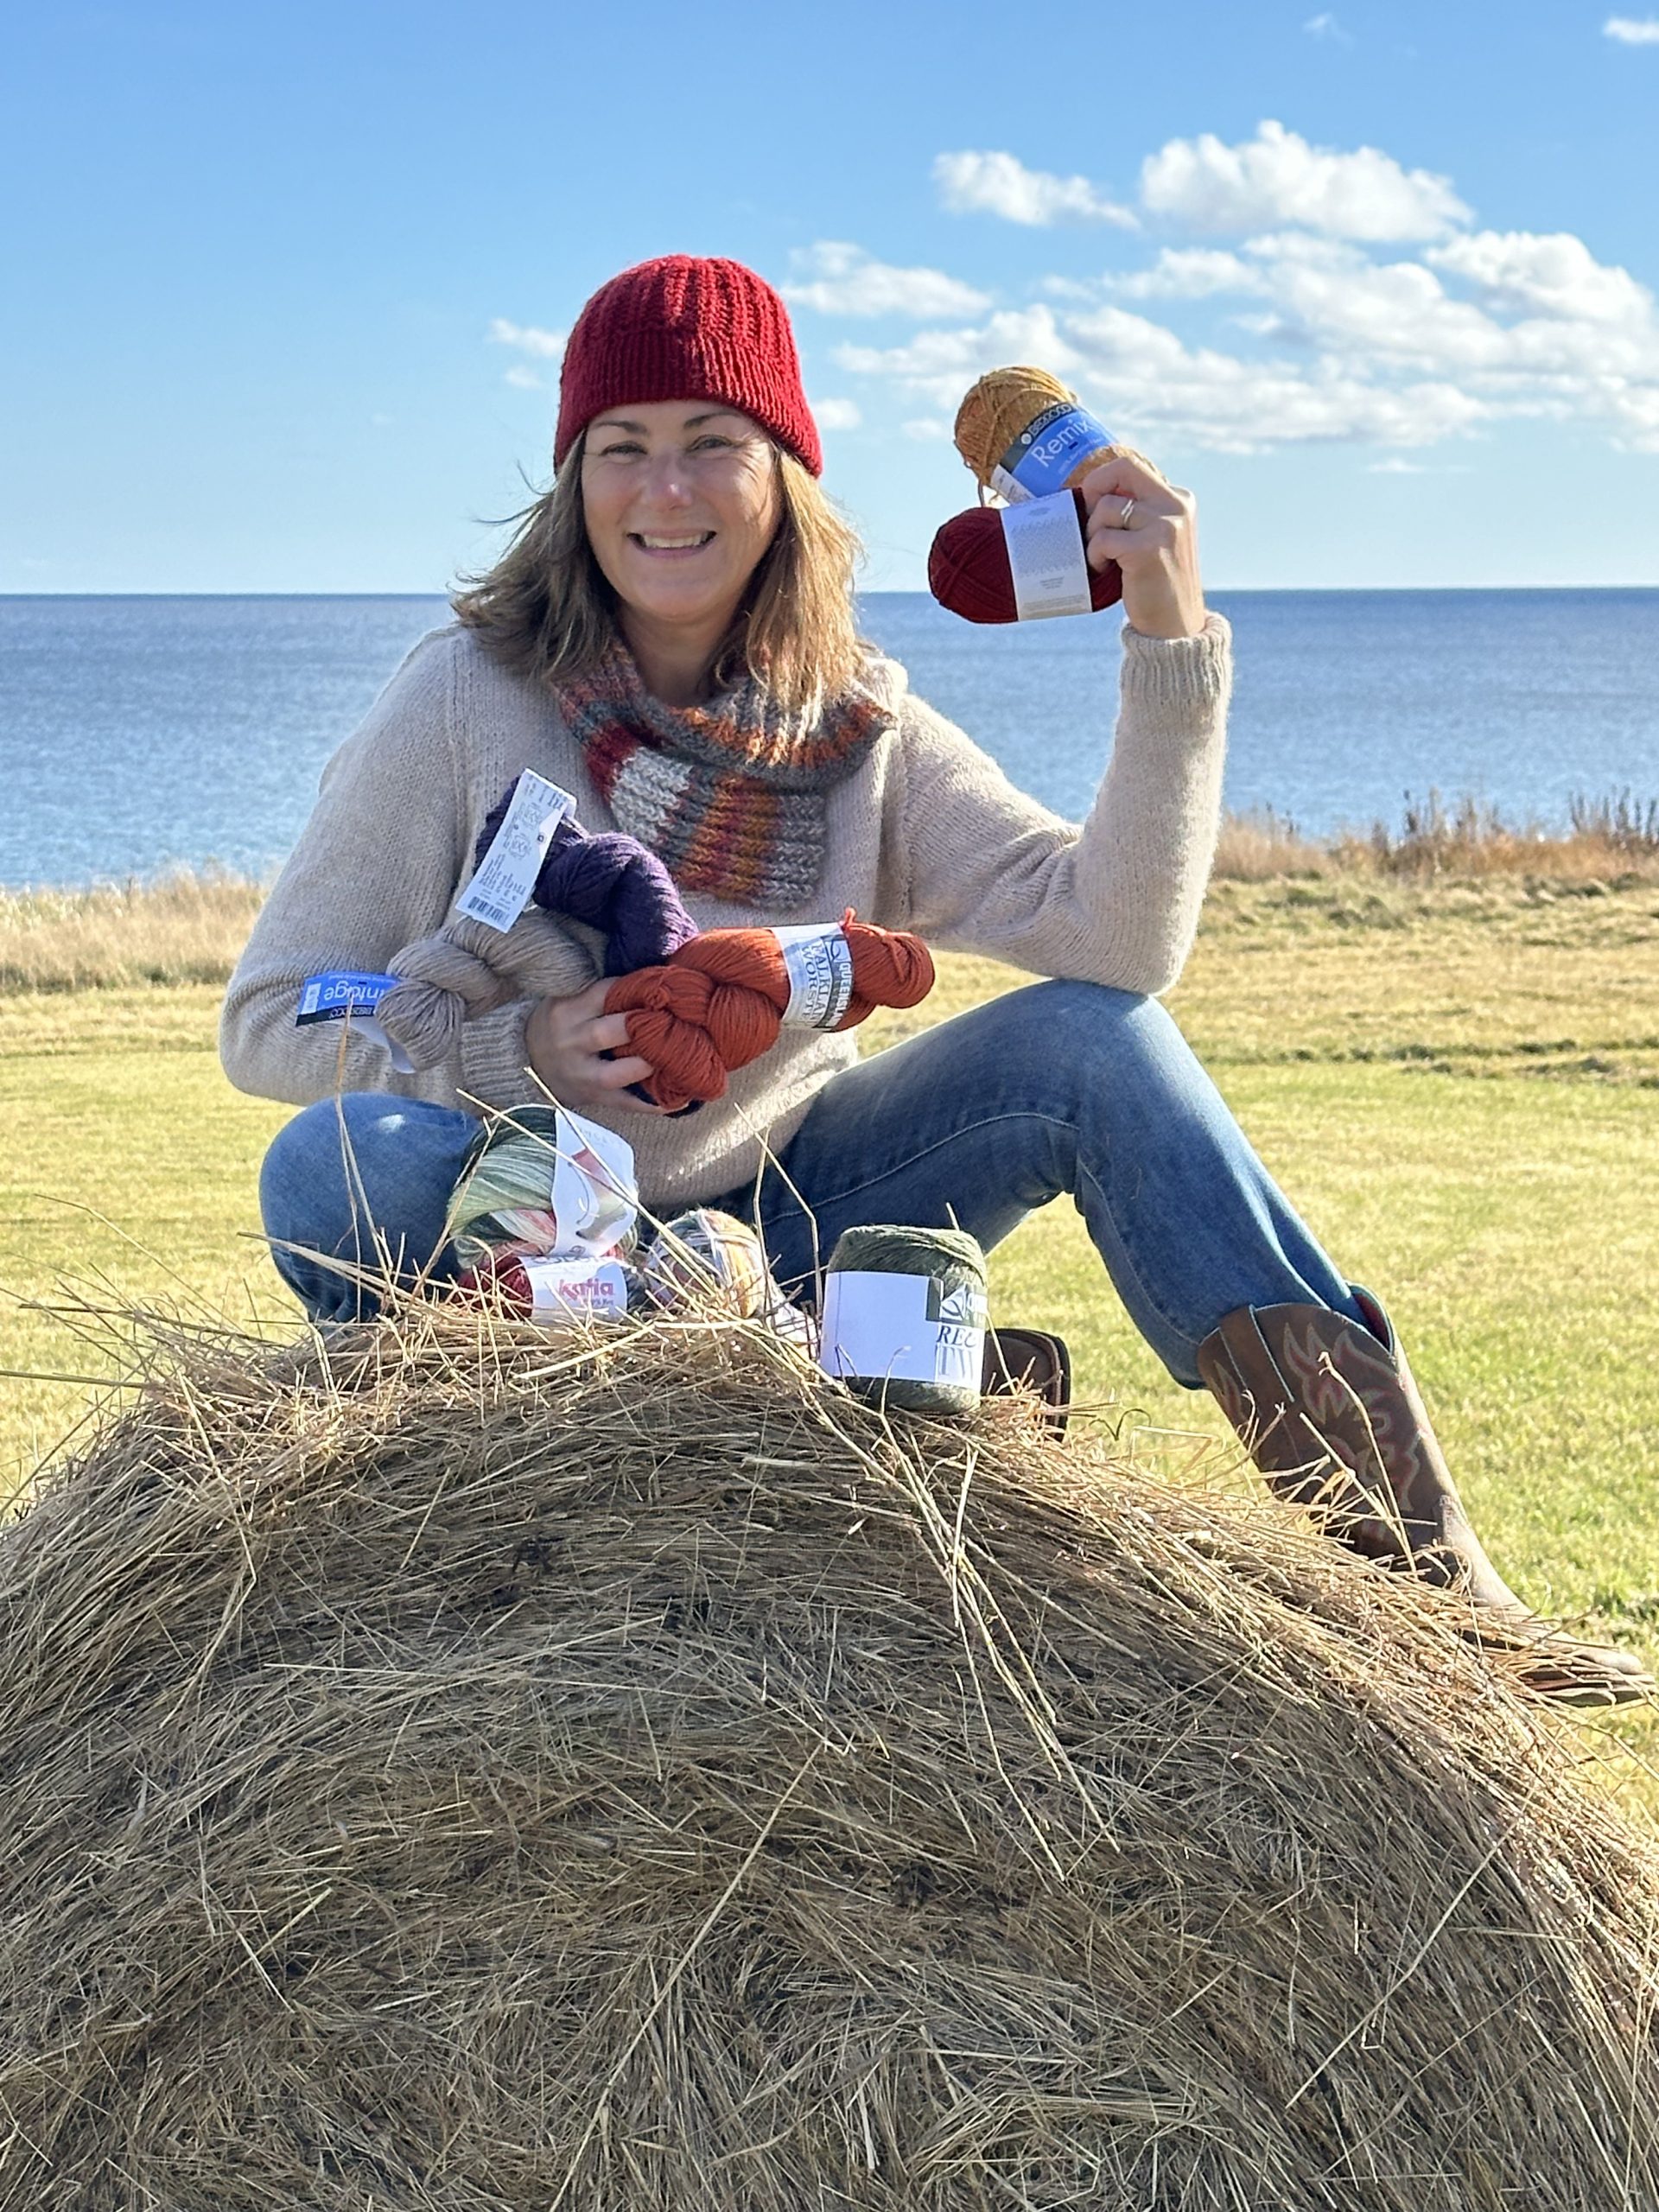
1001;494;1093;621
296;969;414;1073
519;1255;631;1322
818;1271;988;1391
989;401;1115;505
772;925;855;1030
457;771;575;933
550;1106;638;1256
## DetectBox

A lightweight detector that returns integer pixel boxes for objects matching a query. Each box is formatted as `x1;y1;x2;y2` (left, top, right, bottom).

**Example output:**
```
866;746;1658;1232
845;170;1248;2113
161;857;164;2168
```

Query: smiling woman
219;251;1648;1706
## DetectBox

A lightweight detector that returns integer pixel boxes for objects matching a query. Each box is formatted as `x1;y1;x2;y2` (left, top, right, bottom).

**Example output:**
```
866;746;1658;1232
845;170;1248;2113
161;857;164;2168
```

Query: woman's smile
630;530;716;555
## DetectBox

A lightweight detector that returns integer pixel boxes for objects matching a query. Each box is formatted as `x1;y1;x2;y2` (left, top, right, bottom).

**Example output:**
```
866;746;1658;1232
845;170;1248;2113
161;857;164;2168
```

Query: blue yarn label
1001;494;1092;621
296;969;397;1023
818;1271;987;1390
458;771;575;933
990;402;1115;505
296;970;414;1074
772;925;855;1029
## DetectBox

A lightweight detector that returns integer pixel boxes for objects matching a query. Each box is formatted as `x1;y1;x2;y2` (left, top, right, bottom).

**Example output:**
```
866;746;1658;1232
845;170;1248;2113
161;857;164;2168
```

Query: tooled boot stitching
1198;1312;1427;1576
1198;1304;1505;1599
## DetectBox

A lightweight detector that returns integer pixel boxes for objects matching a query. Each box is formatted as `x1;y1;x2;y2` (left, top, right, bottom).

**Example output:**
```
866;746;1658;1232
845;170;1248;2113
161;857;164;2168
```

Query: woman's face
580;400;782;638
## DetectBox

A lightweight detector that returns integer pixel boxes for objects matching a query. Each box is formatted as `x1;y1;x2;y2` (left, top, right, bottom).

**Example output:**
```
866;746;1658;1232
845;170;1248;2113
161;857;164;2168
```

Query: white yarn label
818;1270;988;1391
772;925;855;1030
456;771;575;933
988;401;1115;505
1001;493;1093;622
549;1106;638;1256
520;1255;631;1322
296;969;414;1073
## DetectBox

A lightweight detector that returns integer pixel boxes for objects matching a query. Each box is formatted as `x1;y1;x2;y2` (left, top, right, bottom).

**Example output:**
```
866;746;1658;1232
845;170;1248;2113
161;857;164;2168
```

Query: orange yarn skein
606;913;935;1113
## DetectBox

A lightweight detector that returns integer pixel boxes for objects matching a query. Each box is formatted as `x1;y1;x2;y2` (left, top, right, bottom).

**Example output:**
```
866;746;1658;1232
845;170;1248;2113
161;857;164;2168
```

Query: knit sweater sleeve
218;630;594;1111
888;613;1233;996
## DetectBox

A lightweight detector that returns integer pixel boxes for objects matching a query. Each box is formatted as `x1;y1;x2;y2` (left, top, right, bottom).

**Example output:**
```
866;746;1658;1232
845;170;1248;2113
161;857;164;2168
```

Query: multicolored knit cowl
552;641;894;912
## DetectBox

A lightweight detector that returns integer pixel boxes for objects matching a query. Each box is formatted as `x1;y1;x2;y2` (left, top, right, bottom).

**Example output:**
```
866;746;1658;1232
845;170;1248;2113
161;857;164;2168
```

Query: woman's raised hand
1078;449;1207;641
524;979;664;1116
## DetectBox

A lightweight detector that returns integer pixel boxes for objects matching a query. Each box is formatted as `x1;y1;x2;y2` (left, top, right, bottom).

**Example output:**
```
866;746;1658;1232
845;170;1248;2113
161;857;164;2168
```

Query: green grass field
3;871;1657;1801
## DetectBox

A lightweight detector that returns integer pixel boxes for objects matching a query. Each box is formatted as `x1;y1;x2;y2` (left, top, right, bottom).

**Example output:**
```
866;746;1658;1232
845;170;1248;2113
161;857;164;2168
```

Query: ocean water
2;590;1656;887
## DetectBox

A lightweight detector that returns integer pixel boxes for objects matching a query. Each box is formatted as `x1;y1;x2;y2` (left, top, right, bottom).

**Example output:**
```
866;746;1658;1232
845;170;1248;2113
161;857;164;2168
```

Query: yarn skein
931;364;1126;626
447;1104;640;1316
375;804;696;1073
819;1224;988;1416
639;1208;773;1319
929;494;1124;627
444;1105;577;1271
952;365;1118;499
475;782;699;976
375;906;596;1073
606;913;935;1114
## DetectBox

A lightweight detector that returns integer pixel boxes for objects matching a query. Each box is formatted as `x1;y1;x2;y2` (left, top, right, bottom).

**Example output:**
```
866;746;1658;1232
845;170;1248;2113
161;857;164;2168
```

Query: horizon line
4;583;1659;601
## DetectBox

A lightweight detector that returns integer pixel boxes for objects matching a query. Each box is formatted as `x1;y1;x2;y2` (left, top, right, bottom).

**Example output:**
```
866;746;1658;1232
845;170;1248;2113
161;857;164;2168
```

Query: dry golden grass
0;869;267;993
4;1310;1657;2207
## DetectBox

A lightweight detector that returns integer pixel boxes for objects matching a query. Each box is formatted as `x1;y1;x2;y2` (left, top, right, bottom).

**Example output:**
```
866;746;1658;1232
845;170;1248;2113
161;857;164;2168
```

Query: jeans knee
257;1092;470;1244
1008;979;1181;1077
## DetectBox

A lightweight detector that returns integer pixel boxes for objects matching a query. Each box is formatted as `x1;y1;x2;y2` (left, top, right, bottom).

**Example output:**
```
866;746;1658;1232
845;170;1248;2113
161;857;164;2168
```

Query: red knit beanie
555;255;822;478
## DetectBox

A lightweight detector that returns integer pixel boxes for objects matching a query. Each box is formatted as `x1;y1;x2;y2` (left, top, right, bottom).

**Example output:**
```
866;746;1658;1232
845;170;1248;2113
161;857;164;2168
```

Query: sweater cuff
458;997;539;1110
1119;611;1233;723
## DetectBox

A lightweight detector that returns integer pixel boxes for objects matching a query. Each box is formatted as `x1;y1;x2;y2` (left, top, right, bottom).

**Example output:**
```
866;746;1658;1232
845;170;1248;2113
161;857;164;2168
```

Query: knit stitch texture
555;257;821;475
220;615;1234;1212
553;639;894;910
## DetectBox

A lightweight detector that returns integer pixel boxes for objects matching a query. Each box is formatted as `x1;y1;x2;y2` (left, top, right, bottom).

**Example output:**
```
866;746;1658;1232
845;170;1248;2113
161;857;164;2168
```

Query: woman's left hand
1078;449;1207;640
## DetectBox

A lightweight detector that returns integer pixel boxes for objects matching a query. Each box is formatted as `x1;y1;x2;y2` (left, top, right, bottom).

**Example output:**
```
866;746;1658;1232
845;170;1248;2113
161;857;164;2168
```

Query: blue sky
4;0;1657;592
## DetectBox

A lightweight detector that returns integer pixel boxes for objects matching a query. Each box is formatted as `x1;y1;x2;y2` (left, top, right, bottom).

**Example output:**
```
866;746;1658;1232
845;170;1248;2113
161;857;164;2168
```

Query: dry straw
2;1305;1657;2208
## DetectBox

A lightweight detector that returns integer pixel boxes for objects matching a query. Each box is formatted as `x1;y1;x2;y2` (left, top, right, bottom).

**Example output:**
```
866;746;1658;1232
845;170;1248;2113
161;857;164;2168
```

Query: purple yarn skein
473;783;698;976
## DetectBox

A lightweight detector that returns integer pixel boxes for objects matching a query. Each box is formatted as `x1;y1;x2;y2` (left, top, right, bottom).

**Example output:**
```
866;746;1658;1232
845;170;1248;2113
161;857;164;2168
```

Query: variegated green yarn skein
822;1224;988;1416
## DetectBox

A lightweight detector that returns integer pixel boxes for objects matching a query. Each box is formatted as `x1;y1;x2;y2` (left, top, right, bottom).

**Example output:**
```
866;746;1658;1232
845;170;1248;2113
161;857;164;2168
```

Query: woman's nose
638;450;695;504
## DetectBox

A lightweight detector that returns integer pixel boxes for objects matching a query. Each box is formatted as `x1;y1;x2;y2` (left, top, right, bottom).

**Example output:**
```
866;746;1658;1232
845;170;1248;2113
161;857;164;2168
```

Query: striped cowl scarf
553;643;893;912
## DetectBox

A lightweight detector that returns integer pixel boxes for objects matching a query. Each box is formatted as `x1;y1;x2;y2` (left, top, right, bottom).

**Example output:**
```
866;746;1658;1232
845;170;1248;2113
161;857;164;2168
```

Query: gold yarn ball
952;365;1119;495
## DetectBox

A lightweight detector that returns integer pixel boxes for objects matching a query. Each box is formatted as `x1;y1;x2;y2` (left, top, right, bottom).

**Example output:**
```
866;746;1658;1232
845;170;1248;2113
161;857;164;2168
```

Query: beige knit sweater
219;613;1234;1209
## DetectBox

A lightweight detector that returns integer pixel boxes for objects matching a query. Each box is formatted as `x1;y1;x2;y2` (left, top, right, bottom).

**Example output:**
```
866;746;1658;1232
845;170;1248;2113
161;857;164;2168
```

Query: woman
224;253;1644;1705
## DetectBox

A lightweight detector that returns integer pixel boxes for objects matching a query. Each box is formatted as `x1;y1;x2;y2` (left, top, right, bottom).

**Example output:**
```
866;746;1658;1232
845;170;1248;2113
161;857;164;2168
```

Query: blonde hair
452;437;865;717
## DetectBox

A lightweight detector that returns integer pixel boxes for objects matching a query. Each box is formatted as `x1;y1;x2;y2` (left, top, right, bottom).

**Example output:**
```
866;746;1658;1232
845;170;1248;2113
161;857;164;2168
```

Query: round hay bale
1;1313;1656;2210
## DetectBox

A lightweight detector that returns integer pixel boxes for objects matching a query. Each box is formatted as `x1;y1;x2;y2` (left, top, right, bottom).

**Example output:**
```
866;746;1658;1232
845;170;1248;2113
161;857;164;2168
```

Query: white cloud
1140;118;1470;241
1303;11;1351;38
1605;15;1659;40
1368;457;1427;473
1112;248;1266;300
933;149;1137;228
503;365;544;391
810;396;862;431
1060;302;1487;450
1425;230;1653;324
489;317;567;360
836;306;1082;410
832;125;1659;461
782;242;989;319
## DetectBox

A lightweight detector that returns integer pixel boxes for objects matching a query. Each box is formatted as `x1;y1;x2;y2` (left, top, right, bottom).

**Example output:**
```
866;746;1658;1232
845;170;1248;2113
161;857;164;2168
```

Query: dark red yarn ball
927;490;1123;625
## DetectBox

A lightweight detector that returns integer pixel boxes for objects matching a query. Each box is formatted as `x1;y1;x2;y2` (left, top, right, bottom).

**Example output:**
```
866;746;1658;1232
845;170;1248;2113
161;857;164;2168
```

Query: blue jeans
257;982;1364;1387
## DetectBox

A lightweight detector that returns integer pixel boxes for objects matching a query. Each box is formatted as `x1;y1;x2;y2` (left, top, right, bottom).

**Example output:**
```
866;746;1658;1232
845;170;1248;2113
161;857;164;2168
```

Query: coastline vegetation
3;791;1656;993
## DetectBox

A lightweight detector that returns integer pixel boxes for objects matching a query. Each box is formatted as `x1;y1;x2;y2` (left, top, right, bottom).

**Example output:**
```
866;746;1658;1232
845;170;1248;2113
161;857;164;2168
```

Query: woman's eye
599;442;645;459
691;435;736;453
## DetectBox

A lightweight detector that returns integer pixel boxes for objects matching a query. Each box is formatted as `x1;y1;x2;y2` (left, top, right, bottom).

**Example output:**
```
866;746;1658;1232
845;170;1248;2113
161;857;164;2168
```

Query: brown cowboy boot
983;1327;1071;1433
1196;1289;1652;1707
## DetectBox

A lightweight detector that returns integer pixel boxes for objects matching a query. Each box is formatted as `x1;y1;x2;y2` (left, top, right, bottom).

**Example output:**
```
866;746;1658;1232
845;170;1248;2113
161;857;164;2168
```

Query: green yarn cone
821;1224;988;1416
